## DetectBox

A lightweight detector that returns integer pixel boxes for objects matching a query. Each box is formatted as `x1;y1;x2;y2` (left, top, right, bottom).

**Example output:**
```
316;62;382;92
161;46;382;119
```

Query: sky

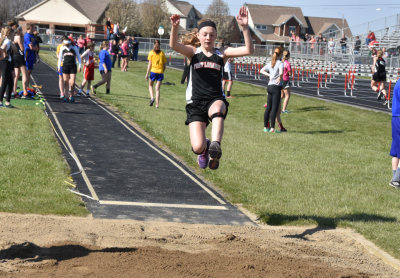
188;0;400;35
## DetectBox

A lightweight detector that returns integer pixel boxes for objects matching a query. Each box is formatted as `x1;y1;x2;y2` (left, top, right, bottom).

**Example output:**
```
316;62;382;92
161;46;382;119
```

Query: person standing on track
389;79;400;189
371;49;387;104
145;40;167;108
58;38;81;103
260;47;283;133
169;6;254;170
78;42;95;97
91;41;112;95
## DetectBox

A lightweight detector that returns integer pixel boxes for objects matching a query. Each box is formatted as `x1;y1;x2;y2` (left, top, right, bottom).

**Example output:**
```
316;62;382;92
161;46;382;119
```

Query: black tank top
186;47;224;102
61;46;77;67
375;57;385;73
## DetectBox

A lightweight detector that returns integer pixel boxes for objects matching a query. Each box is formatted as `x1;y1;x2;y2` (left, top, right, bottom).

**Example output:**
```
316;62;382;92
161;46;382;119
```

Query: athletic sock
278;122;284;129
393;168;400;181
106;89;110;94
393;170;396;179
86;89;90;94
227;91;231;97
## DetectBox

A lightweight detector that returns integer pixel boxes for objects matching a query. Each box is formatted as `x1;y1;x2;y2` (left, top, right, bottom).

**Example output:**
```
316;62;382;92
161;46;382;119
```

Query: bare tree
204;0;232;42
139;0;170;38
105;0;142;35
0;0;41;25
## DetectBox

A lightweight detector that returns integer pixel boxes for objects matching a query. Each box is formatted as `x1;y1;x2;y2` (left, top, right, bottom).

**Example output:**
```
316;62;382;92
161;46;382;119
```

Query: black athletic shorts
62;64;77;75
282;80;291;89
223;71;232;81
185;97;229;126
13;54;25;68
373;72;386;82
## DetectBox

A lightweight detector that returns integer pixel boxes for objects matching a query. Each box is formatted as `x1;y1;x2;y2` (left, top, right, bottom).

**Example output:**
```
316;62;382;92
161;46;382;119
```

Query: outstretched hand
236;6;248;28
170;14;180;28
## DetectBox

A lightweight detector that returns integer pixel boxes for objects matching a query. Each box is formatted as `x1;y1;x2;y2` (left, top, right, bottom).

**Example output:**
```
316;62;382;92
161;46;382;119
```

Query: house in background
305;16;352;39
244;4;309;44
165;0;202;33
16;0;111;38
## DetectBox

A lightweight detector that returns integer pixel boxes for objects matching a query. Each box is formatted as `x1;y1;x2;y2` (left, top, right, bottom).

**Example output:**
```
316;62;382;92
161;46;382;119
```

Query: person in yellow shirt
145;40;167;108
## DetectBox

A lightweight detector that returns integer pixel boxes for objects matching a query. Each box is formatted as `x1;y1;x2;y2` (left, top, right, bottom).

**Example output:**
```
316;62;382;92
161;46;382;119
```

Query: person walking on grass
389;79;400;189
79;42;95;97
145;40;167;108
58;38;81;103
0;27;17;108
91;41;112;95
260;47;283;133
169;6;253;170
222;57;234;98
371;49;388;105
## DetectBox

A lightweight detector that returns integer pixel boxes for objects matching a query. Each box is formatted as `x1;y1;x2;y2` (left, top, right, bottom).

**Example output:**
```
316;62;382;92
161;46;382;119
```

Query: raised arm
223;6;254;59
169;14;196;58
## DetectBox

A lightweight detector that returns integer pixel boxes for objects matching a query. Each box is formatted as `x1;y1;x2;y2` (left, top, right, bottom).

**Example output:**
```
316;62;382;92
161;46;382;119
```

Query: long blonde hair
0;27;12;47
377;50;383;58
181;28;200;47
271;47;283;68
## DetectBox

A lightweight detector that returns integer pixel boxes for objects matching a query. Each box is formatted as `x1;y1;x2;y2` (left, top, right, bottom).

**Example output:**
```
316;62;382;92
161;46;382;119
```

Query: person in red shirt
366;31;375;45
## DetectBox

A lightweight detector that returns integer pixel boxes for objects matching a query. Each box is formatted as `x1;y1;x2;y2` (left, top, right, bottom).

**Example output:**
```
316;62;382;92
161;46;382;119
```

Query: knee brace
209;112;225;121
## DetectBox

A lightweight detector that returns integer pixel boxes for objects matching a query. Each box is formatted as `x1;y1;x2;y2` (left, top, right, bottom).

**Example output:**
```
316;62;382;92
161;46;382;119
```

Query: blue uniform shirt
24;32;36;62
99;49;112;71
392;80;400;117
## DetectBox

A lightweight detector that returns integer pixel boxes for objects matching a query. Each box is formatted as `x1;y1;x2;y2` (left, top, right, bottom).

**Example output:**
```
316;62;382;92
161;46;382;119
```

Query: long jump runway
32;62;253;225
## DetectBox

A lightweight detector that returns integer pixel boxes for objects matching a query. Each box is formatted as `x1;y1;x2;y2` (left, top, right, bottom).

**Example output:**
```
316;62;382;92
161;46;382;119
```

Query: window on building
256;25;267;30
289;26;296;34
327;28;336;38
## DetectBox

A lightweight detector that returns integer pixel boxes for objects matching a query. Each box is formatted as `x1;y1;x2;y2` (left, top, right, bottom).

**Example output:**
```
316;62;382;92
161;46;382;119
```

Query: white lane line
99;200;227;210
31;75;100;201
89;98;226;205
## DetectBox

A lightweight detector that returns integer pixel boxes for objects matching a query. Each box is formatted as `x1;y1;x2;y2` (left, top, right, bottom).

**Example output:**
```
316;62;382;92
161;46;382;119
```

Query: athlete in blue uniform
390;80;400;189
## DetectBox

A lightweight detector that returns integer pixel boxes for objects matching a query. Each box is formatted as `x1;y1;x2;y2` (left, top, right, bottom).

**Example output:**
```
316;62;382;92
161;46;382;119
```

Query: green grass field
0;92;87;216
17;50;400;259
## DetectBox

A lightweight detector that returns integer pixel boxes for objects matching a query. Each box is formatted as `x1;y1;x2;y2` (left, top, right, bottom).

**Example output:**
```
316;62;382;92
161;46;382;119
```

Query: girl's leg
148;79;155;103
207;100;227;170
20;66;28;96
371;80;378;92
155;80;161;108
208;100;227;143
69;74;76;97
63;73;70;98
59;75;64;97
269;86;282;130
226;80;233;97
80;79;87;93
264;90;273;128
13;67;20;96
380;82;387;97
282;88;291;112
105;72;111;93
189;121;207;154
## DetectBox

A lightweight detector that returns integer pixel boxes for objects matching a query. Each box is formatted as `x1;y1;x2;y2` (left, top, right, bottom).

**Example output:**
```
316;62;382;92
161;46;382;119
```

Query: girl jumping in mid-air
169;6;253;170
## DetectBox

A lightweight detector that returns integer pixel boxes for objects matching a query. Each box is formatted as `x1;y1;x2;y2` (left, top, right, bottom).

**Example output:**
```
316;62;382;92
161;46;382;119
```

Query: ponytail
271;47;283;68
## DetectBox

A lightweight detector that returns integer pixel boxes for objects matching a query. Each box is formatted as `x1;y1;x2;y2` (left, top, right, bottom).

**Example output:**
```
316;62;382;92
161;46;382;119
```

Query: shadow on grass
296;130;346;135
295;106;329;112
0;242;137;262
259;213;397;241
235;94;264;98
